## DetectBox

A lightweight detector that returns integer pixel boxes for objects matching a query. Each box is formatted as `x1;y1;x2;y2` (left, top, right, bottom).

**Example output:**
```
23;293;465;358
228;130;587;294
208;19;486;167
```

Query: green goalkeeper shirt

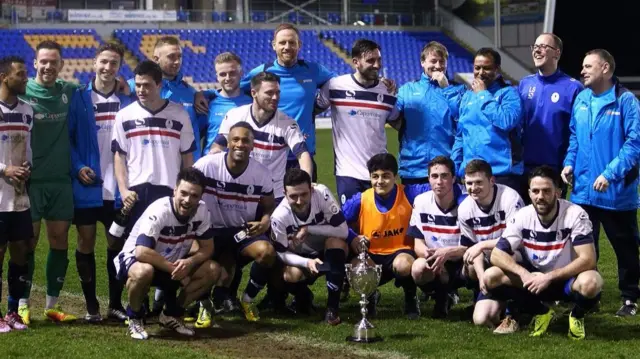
19;78;79;184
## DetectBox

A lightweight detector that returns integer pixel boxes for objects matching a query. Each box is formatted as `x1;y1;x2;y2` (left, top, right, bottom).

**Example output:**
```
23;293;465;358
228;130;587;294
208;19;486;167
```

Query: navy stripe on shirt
522;228;572;243
204;177;265;196
95;102;121;113
329;89;397;106
2;112;31;125
464;211;506;228
160;224;190;237
122;117;184;132
419;213;458;226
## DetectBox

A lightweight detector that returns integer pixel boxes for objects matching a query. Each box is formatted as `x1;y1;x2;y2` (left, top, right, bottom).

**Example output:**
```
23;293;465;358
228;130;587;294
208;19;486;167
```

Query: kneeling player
409;156;467;318
458;159;524;333
115;168;221;339
343;153;419;319
484;166;602;340
271;169;348;325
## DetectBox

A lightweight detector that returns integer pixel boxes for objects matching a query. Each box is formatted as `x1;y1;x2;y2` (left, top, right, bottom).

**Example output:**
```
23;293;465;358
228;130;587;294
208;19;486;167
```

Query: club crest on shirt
165;119;173;129
247;184;254;195
551;92;560;103
62;94;68;104
377;93;384;103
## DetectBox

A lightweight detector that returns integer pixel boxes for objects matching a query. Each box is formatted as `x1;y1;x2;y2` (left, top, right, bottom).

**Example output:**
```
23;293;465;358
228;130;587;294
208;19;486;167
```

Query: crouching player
458;159;524;333
484;166;602;340
409;156;467;318
343;153;420;319
270;169;348;325
115;168;221;339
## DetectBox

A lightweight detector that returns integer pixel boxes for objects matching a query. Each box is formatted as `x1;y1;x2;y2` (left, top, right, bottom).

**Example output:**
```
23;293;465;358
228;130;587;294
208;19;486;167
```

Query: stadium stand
0;28;135;85
321;30;474;85
3;28;474;90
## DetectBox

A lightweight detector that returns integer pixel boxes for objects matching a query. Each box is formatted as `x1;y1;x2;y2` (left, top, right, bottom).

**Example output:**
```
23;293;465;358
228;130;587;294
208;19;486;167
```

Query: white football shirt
458;184;524;247
111;100;195;189
91;88;122;201
497;199;594;273
115;196;214;274
271;183;346;256
214;104;307;198
317;74;399;180
193;152;273;228
0;99;33;212
409;190;461;248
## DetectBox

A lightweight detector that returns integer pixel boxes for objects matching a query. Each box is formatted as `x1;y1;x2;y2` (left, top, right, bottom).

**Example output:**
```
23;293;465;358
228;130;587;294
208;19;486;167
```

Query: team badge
165;119;173;130
323;190;330;201
551;92;560;103
62;94;68;104
340;194;346;204
268;133;274;143
377;93;384;103
289;123;298;130
330;203;340;214
247;184;254;195
93;104;98;111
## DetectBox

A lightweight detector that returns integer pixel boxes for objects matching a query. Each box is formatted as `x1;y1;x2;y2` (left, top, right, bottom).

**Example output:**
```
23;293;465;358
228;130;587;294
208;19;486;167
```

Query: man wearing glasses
517;33;584;203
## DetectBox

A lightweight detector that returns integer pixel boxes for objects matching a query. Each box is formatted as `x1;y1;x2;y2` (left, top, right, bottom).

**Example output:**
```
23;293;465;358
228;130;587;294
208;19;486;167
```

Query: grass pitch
2;129;640;359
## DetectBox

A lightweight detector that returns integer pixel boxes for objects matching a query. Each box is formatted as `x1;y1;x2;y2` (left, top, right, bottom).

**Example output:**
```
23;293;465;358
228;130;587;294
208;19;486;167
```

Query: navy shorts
369;249;416;286
212;227;270;260
421;259;466;292
126;183;173;233
0;210;33;245
73;200;117;227
117;258;183;291
336;176;371;205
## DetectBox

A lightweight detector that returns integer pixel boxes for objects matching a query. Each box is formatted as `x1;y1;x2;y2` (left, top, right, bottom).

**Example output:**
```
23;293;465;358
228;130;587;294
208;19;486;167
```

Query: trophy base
346;335;383;343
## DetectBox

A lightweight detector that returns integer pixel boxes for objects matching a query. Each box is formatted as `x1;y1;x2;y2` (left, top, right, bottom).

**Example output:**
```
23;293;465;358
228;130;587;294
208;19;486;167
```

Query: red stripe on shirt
253;142;287;151
331;100;392;111
0;124;29;132
523;241;566;251
95;114;116;122
422;225;460;234
204;188;260;203
473;223;506;235
126;129;180;139
158;234;197;244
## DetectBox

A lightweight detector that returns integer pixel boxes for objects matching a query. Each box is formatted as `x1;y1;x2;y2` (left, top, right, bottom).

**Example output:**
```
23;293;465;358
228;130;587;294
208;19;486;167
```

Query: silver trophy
345;236;383;343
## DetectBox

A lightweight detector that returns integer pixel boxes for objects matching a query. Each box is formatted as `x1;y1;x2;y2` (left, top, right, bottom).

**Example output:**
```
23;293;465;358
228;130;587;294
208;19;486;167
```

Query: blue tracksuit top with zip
452;77;523;177
563;78;640;211
237;59;336;158
68;82;131;209
396;73;465;179
128;72;206;161
202;90;253;154
518;70;583;172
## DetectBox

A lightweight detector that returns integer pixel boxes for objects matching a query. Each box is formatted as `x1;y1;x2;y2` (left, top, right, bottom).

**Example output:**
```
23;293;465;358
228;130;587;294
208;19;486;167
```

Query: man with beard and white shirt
315;38;400;205
484;166;602;340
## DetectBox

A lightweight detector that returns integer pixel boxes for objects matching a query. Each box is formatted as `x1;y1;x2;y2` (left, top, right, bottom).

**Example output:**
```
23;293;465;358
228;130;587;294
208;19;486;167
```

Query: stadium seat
8;28;473;90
